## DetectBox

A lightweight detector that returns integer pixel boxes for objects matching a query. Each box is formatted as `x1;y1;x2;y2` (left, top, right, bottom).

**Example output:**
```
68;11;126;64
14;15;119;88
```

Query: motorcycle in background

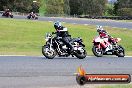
2;11;13;18
92;32;125;57
42;32;87;59
27;13;38;20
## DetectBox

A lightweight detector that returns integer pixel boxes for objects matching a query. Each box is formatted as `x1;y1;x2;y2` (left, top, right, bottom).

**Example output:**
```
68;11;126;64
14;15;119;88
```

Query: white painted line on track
125;56;132;57
73;73;78;75
48;21;53;22
84;24;88;26
72;23;77;24
102;26;130;30
81;56;93;57
40;55;132;58
0;55;131;57
0;55;26;56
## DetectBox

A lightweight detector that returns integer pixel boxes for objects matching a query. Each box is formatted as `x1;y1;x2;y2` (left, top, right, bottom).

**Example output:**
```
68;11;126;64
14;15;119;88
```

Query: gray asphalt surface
1;15;132;29
38;17;132;29
24;16;132;29
0;56;132;88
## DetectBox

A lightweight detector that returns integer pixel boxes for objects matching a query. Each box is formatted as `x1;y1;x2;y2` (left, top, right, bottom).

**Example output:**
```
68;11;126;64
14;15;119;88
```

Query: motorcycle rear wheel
116;45;125;57
75;48;87;59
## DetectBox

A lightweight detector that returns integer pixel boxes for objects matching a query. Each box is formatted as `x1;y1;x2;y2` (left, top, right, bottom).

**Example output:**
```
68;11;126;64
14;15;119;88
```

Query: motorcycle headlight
45;33;51;41
45;38;49;41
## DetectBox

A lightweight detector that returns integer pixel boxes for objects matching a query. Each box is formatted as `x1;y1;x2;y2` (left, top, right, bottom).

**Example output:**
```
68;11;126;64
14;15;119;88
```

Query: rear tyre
75;48;87;59
92;45;103;57
42;45;56;59
116;45;125;57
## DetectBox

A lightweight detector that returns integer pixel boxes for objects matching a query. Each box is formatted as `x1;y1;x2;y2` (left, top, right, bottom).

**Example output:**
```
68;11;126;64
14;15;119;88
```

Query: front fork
49;39;52;50
45;39;53;51
97;44;101;49
94;43;103;52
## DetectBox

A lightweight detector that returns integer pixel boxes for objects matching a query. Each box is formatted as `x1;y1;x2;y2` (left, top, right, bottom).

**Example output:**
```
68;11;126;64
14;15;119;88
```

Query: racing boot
105;44;112;52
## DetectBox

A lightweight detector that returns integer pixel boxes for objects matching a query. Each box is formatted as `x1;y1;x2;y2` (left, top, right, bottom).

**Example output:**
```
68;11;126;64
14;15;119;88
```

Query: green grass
98;84;132;88
118;20;132;22
0;18;132;56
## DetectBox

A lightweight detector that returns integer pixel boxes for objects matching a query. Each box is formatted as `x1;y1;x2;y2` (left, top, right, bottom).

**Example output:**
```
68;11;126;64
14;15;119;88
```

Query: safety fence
78;16;132;20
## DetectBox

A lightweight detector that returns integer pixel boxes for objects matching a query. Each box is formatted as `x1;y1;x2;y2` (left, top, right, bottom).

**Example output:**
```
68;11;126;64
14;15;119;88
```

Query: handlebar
52;32;56;34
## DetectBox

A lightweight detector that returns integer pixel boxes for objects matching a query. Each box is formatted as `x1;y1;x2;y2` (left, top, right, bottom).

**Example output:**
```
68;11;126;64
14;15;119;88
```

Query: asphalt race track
0;56;132;88
38;17;132;29
0;15;132;29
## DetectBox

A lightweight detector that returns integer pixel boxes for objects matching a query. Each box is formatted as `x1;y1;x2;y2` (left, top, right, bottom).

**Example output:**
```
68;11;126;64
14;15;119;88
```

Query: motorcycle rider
29;12;34;17
97;26;116;51
4;9;10;15
54;21;74;53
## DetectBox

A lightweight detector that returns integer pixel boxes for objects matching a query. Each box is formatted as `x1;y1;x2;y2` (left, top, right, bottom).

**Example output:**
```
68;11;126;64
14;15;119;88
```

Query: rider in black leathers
54;21;73;53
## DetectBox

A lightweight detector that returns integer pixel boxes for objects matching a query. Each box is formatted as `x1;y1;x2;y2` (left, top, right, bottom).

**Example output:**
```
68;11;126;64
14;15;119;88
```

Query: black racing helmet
54;21;62;30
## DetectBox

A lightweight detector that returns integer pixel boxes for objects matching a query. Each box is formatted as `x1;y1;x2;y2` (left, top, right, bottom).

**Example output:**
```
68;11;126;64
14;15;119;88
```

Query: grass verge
118;20;132;22
98;84;132;88
0;18;132;56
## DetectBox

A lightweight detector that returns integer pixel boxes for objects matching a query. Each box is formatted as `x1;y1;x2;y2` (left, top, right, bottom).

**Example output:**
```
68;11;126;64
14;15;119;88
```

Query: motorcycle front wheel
42;45;56;59
92;45;103;57
35;17;38;20
10;15;13;18
27;16;30;19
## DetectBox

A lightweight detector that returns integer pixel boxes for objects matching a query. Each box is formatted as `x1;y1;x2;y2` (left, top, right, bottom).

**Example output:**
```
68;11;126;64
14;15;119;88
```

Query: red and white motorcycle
2;11;13;18
92;28;125;57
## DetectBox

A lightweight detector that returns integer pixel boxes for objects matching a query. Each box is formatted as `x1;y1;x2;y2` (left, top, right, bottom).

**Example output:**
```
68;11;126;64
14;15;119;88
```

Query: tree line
45;0;107;16
113;0;132;16
0;0;131;16
0;0;40;13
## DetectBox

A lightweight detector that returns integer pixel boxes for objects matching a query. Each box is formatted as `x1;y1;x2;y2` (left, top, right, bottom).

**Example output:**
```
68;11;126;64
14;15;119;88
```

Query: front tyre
2;13;4;16
10;15;13;18
35;17;38;20
92;45;103;57
27;16;30;19
116;45;125;57
42;45;56;59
